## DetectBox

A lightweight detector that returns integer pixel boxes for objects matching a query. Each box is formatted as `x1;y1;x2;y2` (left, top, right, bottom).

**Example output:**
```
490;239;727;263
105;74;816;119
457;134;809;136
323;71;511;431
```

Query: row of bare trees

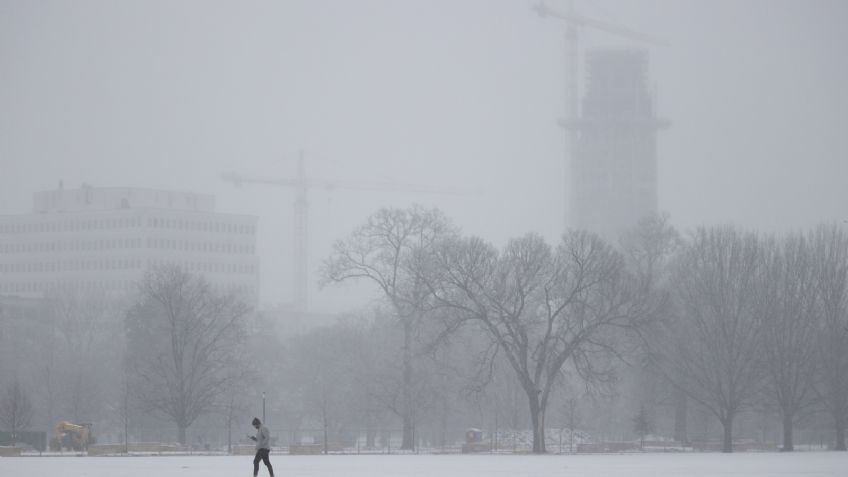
1;266;254;448
324;206;657;453
640;221;848;453
324;206;848;454
0;284;123;446
125;266;252;445
0;379;34;443
2;207;845;453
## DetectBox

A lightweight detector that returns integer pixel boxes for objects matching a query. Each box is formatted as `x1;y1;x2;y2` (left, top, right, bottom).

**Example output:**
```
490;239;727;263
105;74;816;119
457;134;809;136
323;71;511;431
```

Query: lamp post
262;392;266;423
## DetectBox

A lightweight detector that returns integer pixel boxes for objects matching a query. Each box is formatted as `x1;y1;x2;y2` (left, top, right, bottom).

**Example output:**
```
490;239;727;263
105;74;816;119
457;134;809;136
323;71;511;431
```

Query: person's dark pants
253;448;273;476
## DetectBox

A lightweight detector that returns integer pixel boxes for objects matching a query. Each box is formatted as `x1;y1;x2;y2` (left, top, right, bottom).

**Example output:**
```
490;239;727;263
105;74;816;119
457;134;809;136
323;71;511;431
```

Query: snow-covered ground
0;452;846;476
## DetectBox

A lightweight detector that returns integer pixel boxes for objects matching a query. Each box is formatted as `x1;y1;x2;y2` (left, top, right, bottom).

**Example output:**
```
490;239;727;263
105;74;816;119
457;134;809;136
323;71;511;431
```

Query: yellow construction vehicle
49;421;94;451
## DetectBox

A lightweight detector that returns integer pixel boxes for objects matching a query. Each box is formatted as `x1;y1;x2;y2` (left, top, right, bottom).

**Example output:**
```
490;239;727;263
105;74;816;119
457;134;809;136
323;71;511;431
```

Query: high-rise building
0;185;259;302
566;49;668;240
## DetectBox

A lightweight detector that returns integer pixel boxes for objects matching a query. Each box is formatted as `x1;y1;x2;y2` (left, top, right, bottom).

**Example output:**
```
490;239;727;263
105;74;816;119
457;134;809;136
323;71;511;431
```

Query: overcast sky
2;0;847;312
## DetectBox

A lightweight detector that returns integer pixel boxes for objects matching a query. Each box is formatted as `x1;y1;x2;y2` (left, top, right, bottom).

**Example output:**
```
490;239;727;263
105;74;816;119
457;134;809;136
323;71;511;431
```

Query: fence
0;431;46;451
37;425;846;456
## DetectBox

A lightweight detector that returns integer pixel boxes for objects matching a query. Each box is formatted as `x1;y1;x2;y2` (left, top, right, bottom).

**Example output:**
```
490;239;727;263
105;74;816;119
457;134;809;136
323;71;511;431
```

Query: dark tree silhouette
0;378;34;445
126;266;250;444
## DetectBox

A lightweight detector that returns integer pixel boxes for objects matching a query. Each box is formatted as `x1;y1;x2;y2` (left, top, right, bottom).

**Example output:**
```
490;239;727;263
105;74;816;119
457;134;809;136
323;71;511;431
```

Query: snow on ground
0;452;846;477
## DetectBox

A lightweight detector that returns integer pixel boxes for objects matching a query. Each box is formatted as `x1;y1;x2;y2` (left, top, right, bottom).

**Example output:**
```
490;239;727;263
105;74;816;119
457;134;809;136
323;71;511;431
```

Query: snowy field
1;453;846;477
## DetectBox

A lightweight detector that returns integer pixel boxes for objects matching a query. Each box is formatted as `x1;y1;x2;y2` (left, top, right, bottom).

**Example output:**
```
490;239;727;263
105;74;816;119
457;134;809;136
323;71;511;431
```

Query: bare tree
328;311;393;450
322;205;456;450
754;233;819;451
220;351;254;455
44;286;122;425
118;372;132;454
126;266;250;444
564;395;580;453
0;297;54;432
619;214;684;442
619;213;681;296
288;322;356;454
423;231;647;453
632;405;654;450
656;226;762;453
0;378;34;444
811;224;848;451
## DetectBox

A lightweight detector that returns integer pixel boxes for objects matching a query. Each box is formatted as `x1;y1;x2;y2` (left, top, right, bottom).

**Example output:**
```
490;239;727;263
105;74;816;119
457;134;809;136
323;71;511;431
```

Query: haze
2;0;846;312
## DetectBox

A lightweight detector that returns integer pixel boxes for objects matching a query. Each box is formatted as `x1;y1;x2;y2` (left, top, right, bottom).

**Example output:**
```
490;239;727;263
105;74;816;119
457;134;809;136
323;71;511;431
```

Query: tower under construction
564;49;668;240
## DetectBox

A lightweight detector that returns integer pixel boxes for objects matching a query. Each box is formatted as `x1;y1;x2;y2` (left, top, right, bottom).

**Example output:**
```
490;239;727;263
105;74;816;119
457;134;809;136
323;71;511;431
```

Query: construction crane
533;1;667;230
223;152;471;312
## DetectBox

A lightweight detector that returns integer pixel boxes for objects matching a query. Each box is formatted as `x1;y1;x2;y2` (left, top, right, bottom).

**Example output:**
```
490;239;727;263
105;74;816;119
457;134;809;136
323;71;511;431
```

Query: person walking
249;417;274;477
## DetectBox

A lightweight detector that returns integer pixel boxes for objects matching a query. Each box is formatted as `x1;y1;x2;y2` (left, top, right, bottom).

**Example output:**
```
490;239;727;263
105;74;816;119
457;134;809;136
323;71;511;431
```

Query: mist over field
1;1;847;473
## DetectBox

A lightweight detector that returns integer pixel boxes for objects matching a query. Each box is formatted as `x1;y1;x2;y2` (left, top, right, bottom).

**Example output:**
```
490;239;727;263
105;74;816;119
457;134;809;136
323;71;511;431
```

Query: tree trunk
400;320;414;450
366;413;376;449
781;412;794;451
721;418;733;453
125;406;130;454
570;428;574;453
323;419;329;455
673;390;688;444
836;416;846;451
439;397;448;448
178;426;187;446
227;419;232;455
44;364;55;442
527;389;546;454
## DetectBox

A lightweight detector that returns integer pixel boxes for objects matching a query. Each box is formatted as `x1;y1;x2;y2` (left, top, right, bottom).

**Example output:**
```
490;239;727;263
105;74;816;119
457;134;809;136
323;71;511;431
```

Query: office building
0;185;259;302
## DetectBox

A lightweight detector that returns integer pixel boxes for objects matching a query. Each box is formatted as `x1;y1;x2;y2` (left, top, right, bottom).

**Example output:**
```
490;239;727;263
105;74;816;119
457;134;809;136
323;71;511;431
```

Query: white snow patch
0;452;846;477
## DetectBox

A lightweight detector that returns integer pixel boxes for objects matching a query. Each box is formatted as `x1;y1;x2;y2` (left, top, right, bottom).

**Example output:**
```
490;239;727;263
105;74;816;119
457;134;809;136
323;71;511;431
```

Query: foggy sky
1;0;847;312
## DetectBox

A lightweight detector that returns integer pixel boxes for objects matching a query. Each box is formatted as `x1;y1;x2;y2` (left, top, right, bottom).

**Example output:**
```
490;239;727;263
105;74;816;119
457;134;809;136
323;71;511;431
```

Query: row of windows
145;239;255;254
1;260;257;275
148;218;255;235
0;217;256;235
149;260;257;275
1;238;143;253
0;280;139;294
0;280;255;296
1;259;142;273
0;238;256;255
0;217;143;233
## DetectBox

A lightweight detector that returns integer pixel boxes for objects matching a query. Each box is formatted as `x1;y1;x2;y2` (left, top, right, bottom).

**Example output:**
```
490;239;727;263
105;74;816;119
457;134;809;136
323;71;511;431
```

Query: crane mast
293;153;308;312
564;0;578;233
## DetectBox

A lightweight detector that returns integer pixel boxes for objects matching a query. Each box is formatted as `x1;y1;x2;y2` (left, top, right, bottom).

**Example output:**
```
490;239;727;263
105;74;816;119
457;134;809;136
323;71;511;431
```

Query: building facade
0;185;259;302
566;49;668;241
